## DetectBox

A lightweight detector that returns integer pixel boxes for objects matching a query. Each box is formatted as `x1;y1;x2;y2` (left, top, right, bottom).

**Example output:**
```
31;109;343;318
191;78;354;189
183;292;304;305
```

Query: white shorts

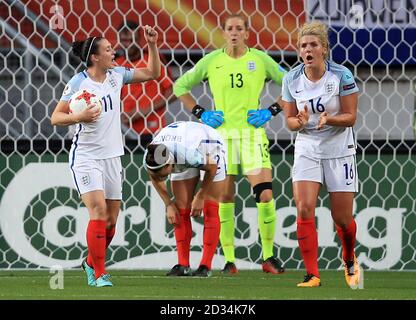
292;153;358;192
70;157;123;199
171;145;226;182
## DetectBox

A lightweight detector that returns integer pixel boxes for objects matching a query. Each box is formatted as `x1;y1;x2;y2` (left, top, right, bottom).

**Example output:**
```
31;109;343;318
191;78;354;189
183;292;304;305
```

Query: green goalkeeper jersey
174;47;286;133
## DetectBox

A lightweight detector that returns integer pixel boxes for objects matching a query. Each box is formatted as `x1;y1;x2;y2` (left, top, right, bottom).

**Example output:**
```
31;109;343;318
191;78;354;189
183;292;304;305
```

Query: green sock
219;202;235;263
257;199;276;261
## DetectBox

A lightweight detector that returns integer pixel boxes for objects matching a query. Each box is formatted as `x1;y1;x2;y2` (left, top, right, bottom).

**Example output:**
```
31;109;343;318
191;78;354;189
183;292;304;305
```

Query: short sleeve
282;74;295;103
112;66;135;84
339;68;359;96
60;73;85;101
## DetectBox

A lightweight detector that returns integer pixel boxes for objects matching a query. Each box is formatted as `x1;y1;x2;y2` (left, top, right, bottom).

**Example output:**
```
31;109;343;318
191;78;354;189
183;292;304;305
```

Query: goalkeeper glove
192;105;224;128
247;102;282;128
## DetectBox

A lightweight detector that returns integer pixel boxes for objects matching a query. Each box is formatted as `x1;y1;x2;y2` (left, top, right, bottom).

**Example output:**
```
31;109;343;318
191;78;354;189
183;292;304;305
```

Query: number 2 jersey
60;67;134;160
282;61;359;159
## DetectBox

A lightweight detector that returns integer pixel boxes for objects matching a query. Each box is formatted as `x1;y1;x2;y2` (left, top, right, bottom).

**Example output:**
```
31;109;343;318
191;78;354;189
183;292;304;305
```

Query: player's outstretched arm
130;25;161;83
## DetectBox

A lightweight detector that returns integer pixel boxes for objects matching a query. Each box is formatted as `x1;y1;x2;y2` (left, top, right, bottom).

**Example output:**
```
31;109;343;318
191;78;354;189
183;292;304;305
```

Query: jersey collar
83;69;109;84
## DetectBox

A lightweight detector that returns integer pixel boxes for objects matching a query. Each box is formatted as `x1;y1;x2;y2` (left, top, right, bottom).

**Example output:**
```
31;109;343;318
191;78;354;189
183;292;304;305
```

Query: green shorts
221;128;271;175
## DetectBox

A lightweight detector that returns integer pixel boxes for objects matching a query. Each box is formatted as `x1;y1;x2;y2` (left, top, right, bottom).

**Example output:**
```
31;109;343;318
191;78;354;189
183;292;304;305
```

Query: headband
144;148;174;170
85;36;97;63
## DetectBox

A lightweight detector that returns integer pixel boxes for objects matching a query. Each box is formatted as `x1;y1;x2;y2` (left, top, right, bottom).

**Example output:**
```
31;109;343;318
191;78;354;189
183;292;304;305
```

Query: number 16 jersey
282;61;359;159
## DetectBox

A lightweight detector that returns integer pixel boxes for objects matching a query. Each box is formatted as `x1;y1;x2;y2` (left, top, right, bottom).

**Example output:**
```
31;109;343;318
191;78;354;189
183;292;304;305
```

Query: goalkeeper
174;13;286;274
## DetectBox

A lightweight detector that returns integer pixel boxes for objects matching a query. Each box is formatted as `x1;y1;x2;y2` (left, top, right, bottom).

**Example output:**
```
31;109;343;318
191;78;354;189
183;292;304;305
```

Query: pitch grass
0;270;416;300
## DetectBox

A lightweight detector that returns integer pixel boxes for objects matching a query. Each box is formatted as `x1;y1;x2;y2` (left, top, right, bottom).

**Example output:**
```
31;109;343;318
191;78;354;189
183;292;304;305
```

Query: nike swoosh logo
216;65;224;69
96;235;105;239
346;182;353;185
297;236;308;240
295;89;303;93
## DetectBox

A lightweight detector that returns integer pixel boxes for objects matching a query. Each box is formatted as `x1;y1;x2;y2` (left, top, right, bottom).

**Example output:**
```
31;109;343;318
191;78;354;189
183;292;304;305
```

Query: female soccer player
144;121;226;277
281;21;360;287
174;14;286;274
51;25;160;287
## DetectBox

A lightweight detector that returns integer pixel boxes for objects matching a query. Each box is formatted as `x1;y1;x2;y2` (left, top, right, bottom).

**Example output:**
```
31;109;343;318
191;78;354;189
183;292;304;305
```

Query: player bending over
144;121;226;277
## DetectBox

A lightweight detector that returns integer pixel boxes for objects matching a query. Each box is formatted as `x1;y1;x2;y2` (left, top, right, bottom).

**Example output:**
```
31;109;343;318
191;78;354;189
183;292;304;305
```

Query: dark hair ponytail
71;36;103;67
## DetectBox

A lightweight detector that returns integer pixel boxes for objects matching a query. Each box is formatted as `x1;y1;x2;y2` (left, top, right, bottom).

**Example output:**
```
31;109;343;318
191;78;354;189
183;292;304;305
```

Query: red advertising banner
2;0;305;52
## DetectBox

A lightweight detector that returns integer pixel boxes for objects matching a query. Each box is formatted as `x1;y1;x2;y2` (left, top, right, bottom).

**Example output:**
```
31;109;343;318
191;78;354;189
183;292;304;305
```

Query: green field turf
1;270;415;300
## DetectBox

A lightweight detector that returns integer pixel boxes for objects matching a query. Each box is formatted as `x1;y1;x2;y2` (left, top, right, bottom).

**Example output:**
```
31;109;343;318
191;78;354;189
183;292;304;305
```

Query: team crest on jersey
326;82;335;94
109;76;117;88
247;61;256;71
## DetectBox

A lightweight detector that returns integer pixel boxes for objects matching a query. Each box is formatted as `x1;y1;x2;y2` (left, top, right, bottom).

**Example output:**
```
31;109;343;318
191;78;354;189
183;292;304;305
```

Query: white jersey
150;121;225;174
61;67;135;160
282;61;359;159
